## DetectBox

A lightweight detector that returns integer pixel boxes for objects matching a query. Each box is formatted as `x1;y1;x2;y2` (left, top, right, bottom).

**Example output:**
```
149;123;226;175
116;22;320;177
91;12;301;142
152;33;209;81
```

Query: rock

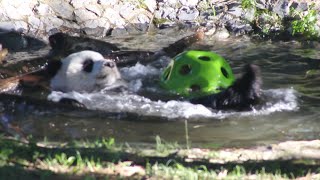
119;2;136;20
244;7;256;22
103;8;126;27
256;0;267;9
47;0;74;20
155;7;177;20
0;21;28;33
154;9;162;19
204;24;216;36
290;2;308;12
69;0;85;9
0;8;9;21
80;18;111;37
40;16;64;32
82;27;108;37
177;6;199;21
62;20;81;29
158;21;176;29
4;5;23;20
111;28;129;36
28;16;44;31
86;4;103;17
144;0;157;13
227;19;253;35
1;2;34;20
125;24;148;34
82;19;109;29
179;0;198;7
162;0;179;7
136;14;151;24
33;3;54;16
273;0;290;18
98;0;119;6
74;8;99;22
227;5;243;17
213;27;230;39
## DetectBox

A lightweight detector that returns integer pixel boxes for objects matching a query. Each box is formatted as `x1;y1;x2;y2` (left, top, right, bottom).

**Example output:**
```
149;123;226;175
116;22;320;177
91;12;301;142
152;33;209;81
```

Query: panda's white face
50;50;121;92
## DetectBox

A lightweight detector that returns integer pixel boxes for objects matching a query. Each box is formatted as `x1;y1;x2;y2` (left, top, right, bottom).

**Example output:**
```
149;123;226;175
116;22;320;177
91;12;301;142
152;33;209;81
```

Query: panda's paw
190;64;262;111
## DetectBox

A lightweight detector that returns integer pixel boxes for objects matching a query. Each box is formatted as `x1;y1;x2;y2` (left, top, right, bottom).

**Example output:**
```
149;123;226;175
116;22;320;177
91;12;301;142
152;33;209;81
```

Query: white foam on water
120;62;160;80
48;91;214;119
47;88;298;120
221;88;299;118
120;62;160;92
47;63;299;120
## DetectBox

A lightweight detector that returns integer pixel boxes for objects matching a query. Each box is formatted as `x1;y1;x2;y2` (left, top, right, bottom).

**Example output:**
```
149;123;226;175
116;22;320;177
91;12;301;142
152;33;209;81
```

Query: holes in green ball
179;64;192;75
163;67;170;81
198;56;211;61
190;84;201;92
221;67;229;78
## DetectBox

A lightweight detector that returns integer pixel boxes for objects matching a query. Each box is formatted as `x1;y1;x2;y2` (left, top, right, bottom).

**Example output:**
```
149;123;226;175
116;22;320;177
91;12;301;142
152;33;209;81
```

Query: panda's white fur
50;50;122;92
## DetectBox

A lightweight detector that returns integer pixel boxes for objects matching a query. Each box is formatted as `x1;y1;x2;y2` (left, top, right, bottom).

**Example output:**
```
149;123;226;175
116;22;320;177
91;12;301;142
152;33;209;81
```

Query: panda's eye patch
82;59;94;73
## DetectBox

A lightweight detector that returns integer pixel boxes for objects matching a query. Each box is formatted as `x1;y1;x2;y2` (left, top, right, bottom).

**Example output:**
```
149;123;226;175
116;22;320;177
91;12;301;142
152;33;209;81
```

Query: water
1;31;320;148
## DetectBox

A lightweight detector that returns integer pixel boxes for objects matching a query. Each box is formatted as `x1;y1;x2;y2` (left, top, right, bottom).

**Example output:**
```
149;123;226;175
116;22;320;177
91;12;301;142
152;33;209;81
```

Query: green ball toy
161;50;235;97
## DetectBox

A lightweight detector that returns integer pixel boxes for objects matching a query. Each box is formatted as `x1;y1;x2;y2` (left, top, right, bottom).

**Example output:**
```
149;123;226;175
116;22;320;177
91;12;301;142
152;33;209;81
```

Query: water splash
48;88;298;120
120;62;160;92
221;88;299;118
48;62;298;120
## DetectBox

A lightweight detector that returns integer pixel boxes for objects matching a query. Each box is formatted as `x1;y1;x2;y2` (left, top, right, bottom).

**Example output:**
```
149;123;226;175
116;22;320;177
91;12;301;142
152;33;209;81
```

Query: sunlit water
2;31;320;148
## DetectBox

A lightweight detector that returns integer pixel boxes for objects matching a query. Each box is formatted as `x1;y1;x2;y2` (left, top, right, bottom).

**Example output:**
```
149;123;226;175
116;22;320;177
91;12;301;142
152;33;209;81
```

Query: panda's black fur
190;64;262;110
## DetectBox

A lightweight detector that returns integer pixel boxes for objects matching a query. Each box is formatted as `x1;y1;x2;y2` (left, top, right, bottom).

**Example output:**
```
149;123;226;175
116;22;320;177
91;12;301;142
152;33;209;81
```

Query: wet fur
49;50;123;93
191;64;262;110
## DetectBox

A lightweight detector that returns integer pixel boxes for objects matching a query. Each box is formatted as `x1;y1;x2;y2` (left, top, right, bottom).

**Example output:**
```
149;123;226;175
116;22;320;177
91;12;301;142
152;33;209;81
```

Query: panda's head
49;50;121;92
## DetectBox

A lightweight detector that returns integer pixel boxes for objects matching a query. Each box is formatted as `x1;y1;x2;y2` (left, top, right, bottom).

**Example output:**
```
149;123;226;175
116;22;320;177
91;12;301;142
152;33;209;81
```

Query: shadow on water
0;29;320;148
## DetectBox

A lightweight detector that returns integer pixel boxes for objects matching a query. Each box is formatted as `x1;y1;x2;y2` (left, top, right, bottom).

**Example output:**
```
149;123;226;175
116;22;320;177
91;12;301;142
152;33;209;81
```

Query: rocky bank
0;0;319;42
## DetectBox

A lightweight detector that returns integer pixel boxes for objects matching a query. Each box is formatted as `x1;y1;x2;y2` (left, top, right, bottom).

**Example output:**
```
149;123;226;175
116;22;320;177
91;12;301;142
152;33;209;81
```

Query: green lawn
0;135;319;179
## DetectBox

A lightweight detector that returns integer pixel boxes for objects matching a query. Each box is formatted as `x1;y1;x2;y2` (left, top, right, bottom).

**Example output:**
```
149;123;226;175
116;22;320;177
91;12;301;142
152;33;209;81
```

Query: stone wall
0;0;319;41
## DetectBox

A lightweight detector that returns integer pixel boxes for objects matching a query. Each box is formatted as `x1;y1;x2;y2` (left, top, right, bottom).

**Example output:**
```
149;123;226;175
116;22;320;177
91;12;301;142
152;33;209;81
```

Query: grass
1;135;320;179
147;163;293;180
290;3;319;39
147;162;219;179
152;18;170;27
136;0;148;11
155;135;180;155
241;0;256;10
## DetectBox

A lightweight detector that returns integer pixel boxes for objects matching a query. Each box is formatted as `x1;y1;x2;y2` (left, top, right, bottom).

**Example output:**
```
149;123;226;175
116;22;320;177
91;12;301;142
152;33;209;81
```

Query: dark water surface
1;31;320;148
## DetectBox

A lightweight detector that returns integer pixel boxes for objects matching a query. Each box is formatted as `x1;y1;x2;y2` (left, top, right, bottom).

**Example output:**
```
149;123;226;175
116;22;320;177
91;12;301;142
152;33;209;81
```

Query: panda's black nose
104;62;115;68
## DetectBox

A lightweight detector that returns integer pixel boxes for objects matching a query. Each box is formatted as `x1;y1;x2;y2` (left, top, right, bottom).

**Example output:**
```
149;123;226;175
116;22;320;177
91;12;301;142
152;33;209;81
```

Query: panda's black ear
82;59;94;73
49;32;66;50
46;60;62;78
